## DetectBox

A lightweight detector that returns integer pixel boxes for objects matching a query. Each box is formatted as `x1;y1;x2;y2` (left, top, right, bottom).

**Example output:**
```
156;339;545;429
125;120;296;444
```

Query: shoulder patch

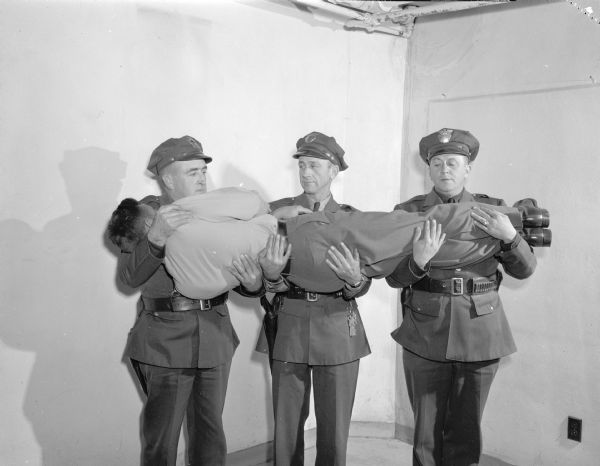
269;197;296;210
474;193;504;206
338;204;356;212
395;194;426;211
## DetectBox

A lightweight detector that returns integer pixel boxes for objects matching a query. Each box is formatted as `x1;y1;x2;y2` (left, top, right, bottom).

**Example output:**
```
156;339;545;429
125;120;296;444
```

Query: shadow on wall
218;161;279;446
0;147;137;465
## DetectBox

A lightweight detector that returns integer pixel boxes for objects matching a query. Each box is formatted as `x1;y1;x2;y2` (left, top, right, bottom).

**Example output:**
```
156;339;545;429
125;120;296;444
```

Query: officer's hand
412;219;446;269
258;234;292;281
228;254;263;292
147;205;193;247
271;205;312;220
471;206;517;243
325;242;363;286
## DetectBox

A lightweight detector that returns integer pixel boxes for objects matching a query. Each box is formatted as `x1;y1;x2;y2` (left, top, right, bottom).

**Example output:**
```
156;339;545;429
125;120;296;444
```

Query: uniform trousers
403;350;499;466
272;359;360;466
137;361;231;466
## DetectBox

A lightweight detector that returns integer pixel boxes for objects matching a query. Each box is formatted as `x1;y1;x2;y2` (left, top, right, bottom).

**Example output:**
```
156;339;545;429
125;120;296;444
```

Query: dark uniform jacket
268;193;372;365
120;195;259;369
386;190;537;362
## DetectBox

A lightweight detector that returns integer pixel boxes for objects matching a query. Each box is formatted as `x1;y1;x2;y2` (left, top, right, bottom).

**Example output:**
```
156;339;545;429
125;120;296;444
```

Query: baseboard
227;440;273;466
394;422;414;443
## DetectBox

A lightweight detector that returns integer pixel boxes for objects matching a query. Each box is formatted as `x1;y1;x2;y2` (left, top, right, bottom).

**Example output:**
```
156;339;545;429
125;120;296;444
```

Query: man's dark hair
107;198;144;251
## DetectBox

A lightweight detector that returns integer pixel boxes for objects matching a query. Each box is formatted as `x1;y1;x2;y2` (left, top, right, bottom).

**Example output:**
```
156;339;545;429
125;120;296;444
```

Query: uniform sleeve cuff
500;233;520;251
409;258;429;278
264;275;289;293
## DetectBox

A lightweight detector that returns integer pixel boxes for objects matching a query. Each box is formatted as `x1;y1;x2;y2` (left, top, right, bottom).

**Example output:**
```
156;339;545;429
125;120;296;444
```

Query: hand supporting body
282;202;524;292
162;188;528;297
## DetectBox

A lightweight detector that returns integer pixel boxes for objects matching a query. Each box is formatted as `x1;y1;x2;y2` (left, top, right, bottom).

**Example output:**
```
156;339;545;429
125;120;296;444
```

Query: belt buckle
306;292;318;302
451;277;464;295
199;299;212;311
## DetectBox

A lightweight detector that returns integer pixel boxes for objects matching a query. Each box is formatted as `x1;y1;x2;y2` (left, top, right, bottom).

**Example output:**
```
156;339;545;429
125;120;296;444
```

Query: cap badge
438;128;453;144
305;134;317;143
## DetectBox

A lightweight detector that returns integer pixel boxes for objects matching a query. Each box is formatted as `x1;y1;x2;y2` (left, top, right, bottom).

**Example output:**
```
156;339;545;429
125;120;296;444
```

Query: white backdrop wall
0;1;406;465
399;1;600;465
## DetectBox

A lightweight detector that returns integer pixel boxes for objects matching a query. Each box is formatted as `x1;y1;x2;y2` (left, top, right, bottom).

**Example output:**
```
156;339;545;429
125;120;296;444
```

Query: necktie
313;202;320;212
447;197;457;204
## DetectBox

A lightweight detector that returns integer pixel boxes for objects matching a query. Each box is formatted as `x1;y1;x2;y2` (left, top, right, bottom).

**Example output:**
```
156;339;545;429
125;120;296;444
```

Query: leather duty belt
285;285;343;302
142;292;228;312
412;277;498;296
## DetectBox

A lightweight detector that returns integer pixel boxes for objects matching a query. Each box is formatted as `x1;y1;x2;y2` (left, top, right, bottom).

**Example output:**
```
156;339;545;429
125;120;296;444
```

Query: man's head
147;135;212;201
107;198;156;253
419;128;479;197
293;131;347;198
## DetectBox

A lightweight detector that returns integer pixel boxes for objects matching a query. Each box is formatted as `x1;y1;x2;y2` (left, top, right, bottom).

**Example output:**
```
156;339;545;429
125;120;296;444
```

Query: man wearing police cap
258;131;372;465
116;135;264;466
386;128;537;465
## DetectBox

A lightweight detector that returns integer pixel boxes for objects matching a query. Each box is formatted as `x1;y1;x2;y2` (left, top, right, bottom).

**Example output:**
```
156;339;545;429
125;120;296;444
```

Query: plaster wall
398;1;600;464
0;1;405;464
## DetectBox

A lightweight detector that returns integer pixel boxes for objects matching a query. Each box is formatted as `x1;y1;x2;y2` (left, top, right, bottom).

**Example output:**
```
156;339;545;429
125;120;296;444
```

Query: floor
252;435;412;466
232;422;515;466
304;435;413;465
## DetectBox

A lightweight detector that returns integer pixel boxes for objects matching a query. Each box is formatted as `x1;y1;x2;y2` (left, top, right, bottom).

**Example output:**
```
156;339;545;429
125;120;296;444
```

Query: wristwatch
345;274;365;289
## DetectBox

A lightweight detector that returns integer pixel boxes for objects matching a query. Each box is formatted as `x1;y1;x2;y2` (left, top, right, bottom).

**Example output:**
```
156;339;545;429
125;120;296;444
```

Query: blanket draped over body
166;188;523;298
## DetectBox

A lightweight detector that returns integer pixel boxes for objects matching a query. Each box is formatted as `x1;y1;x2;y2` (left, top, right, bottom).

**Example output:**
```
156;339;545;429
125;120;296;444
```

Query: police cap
419;128;479;164
293;131;348;171
147;135;212;176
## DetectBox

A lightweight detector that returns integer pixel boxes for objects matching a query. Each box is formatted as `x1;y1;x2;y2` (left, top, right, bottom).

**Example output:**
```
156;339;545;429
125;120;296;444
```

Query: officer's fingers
157;204;180;214
257;248;267;262
165;208;193;222
327;245;345;261
435;222;444;240
160;208;187;220
242;254;260;274
271;234;280;252
439;232;447;245
226;266;241;279
331;248;351;270
339;242;353;259
352;248;360;262
281;244;292;261
478;206;496;216
265;234;274;250
470;209;487;224
235;258;249;273
234;257;251;275
228;267;247;284
327;247;344;266
274;234;286;254
428;219;439;238
422;219;432;241
267;235;281;258
412;226;423;244
278;236;289;255
325;258;341;273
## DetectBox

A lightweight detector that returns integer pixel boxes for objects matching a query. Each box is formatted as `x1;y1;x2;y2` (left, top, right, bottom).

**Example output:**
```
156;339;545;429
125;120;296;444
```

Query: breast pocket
470;292;500;316
405;289;444;318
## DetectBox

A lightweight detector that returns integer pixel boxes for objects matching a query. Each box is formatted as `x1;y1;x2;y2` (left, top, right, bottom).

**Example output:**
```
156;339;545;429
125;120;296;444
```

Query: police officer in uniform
258;131;372;466
115;136;264;466
386;128;537;466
